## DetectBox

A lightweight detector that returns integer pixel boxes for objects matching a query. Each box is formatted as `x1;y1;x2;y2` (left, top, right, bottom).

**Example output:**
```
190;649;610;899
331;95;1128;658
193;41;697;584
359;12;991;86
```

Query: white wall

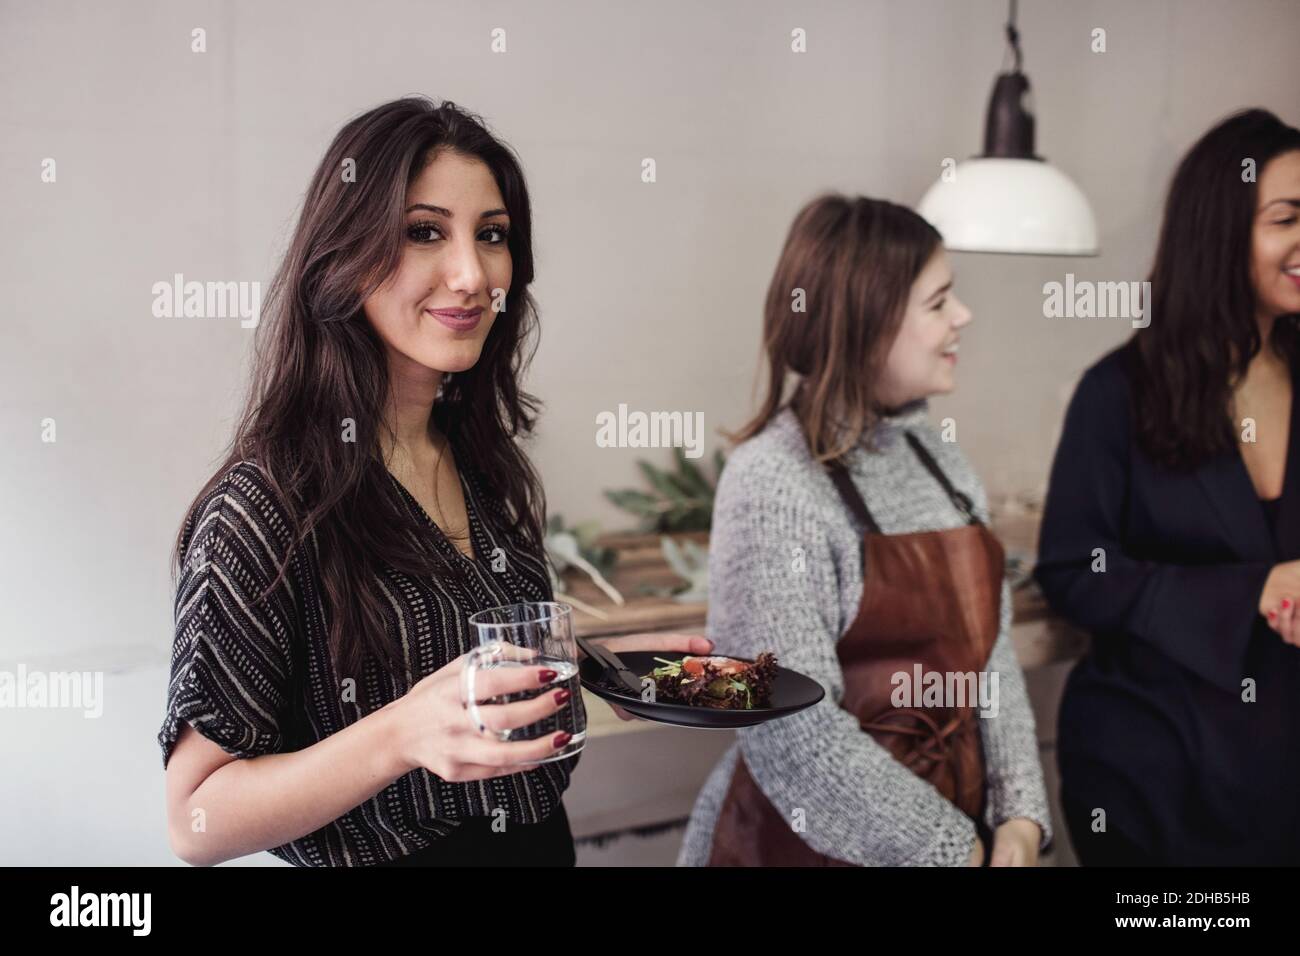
2;0;1297;864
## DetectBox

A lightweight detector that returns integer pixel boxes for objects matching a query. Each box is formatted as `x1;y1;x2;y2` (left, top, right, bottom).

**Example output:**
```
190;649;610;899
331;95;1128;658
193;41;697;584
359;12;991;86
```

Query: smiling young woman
678;195;1052;867
1036;108;1300;866
158;98;709;868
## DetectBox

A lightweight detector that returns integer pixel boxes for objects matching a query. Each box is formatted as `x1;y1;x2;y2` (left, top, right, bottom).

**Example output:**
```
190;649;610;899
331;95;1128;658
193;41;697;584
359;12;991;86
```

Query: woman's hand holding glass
388;649;571;782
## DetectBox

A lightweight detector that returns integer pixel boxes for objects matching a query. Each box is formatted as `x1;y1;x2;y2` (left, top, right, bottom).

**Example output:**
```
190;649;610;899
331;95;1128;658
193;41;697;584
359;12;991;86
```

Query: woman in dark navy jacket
1036;109;1300;865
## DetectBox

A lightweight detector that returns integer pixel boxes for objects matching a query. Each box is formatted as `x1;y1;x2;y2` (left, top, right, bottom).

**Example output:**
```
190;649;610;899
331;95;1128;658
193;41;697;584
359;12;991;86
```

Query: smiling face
875;249;973;408
1252;149;1300;323
362;148;513;384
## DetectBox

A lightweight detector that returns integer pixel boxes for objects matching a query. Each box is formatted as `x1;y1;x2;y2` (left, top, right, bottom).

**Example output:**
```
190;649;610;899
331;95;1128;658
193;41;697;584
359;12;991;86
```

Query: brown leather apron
707;431;1005;866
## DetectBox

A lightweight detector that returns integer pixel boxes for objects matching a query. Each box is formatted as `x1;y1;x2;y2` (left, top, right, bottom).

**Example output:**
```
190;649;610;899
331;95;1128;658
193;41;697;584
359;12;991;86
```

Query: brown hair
170;97;547;680
726;193;943;461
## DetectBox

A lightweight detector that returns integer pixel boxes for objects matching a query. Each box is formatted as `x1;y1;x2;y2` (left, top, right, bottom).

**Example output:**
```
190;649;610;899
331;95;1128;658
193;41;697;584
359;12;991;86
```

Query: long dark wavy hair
726;194;943;462
170;97;547;679
1126;108;1300;470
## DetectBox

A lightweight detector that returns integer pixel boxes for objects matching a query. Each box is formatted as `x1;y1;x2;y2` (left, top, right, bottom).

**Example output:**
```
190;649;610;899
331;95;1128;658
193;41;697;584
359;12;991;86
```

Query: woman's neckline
384;434;484;566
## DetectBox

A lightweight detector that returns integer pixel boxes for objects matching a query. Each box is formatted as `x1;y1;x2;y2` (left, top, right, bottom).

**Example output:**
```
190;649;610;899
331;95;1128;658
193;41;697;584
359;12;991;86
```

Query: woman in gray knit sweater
678;195;1052;867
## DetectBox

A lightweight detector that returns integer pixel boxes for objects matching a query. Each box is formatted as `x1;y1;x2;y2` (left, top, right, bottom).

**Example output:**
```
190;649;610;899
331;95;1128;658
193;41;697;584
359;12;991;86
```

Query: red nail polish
552;732;572;749
1284;599;1292;611
554;689;571;705
1269;610;1278;619
538;668;558;684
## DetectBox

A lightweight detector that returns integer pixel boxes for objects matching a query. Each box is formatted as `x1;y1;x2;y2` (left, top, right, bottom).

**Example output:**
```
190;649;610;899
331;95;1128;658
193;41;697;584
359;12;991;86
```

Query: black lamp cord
1004;0;1024;74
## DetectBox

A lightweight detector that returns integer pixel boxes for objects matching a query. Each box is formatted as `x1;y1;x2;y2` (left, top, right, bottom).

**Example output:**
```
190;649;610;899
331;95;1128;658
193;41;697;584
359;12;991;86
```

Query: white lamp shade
917;157;1099;255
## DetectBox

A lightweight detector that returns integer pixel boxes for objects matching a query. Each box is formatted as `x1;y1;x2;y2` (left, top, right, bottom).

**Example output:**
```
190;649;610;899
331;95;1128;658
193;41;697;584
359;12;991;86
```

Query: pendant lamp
917;0;1099;256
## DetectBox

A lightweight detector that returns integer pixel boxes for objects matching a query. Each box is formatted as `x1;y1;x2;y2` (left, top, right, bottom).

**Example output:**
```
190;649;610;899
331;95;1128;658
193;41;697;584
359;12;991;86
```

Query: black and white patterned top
158;437;579;866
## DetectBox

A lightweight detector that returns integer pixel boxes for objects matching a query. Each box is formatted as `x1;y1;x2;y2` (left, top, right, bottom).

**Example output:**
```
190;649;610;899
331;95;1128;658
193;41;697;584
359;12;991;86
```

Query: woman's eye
406;222;508;244
407;222;442;243
931;298;947;311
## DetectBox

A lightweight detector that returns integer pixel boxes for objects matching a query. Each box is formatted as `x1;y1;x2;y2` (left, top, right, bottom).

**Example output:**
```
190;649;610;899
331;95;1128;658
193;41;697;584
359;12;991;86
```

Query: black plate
579;651;825;729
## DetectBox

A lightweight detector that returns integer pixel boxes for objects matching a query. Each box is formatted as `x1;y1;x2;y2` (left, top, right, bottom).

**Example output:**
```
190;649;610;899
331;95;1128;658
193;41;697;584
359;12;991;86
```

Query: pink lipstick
426;307;482;332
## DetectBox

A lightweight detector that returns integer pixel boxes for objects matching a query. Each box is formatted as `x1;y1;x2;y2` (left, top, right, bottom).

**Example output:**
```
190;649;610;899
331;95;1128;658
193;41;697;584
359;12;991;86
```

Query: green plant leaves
604;447;727;532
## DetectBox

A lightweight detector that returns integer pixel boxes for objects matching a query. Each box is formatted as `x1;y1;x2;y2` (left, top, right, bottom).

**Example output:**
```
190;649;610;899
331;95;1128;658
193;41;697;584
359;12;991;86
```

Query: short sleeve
158;463;299;768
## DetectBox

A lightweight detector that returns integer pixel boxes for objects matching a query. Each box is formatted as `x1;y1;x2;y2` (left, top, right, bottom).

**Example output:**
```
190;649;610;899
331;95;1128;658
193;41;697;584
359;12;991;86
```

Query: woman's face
875;248;973;408
1252;149;1300;322
363;149;512;380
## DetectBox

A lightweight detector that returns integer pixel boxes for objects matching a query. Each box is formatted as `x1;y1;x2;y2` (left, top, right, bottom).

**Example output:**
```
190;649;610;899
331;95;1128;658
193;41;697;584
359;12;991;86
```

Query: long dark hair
171;97;547;679
1128;108;1300;470
727;194;942;462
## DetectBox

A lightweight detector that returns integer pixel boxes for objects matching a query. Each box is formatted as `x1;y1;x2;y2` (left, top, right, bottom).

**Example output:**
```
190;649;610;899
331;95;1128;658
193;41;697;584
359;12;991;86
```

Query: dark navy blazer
1035;343;1300;864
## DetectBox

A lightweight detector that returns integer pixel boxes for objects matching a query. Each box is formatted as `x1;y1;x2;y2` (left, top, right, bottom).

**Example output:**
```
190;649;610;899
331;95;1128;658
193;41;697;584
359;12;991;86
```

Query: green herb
731;679;753;708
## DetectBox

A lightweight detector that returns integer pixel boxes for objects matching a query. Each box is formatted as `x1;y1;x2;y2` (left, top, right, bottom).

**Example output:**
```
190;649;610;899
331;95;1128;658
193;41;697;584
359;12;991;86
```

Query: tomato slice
681;655;748;677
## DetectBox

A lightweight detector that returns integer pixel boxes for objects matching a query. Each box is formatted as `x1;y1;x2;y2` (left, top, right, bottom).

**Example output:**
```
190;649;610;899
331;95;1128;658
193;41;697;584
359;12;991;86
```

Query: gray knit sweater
677;401;1053;866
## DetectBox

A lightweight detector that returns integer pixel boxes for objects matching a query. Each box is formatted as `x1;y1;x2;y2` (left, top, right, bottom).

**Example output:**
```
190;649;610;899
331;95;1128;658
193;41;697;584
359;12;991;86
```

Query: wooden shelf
564;531;708;638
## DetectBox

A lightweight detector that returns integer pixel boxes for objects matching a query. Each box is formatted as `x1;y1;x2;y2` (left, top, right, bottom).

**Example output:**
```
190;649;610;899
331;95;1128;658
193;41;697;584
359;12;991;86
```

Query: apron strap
825;458;883;534
824;430;980;533
903;432;980;526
